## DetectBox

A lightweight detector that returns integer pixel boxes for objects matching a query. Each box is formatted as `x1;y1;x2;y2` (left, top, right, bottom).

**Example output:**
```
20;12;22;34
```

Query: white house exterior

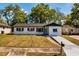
13;23;62;36
14;27;44;35
0;23;11;34
48;26;61;36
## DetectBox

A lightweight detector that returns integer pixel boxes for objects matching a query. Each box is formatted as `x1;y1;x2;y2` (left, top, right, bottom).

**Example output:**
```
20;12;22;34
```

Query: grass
63;35;79;46
0;35;59;48
27;52;66;56
0;52;8;56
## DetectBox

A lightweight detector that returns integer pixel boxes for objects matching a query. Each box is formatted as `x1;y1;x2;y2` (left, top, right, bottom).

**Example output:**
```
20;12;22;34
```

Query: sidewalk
4;47;60;56
52;36;79;56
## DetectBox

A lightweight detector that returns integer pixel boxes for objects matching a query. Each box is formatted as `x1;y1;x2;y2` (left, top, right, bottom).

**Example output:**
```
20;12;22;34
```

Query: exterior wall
70;28;79;34
76;28;79;33
0;27;3;34
14;26;62;36
3;28;11;34
0;27;11;34
48;26;62;36
62;25;79;34
14;27;43;35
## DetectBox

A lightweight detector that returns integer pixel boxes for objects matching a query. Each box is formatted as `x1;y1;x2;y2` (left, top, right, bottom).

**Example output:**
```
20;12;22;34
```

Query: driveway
52;36;79;56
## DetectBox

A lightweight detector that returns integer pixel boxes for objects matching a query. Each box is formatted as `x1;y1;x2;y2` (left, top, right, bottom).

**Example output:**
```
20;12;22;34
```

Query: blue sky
0;3;73;15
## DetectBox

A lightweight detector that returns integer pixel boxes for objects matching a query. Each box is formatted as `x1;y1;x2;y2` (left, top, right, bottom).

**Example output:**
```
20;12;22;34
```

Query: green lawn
63;35;79;46
0;35;59;48
27;52;66;56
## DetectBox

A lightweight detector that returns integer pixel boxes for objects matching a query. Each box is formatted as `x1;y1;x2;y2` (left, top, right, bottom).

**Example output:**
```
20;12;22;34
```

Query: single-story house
13;23;62;36
62;25;79;35
0;23;11;34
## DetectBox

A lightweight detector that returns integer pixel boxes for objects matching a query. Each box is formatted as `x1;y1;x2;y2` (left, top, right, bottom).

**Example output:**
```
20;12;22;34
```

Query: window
36;28;43;32
27;27;34;31
53;29;57;32
16;28;24;31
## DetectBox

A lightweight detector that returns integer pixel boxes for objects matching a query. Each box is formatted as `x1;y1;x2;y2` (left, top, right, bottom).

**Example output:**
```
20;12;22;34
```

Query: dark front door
44;28;48;35
1;31;4;34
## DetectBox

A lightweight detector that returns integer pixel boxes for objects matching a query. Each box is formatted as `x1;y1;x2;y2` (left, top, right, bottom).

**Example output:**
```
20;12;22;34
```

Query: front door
44;27;48;35
1;31;4;34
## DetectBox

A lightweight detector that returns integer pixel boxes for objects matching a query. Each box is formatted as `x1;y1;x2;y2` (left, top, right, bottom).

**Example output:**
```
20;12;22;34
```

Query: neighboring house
13;23;62;36
0;23;11;34
62;25;79;35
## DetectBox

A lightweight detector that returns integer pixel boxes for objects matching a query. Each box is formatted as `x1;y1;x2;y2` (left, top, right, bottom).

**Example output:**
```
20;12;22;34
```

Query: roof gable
45;23;61;26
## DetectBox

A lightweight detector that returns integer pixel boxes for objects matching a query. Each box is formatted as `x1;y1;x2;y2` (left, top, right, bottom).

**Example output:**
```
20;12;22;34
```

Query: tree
29;3;56;23
2;4;27;26
0;10;6;24
0;10;3;19
0;19;5;23
55;8;65;24
69;3;79;25
65;15;72;25
3;4;14;25
11;4;27;26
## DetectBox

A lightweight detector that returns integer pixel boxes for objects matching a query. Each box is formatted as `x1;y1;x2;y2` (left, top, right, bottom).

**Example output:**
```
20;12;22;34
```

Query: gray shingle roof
0;23;10;27
14;23;61;27
14;23;46;27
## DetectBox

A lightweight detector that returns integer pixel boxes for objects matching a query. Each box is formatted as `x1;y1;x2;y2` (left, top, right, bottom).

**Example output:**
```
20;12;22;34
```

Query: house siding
14;27;43;35
0;27;11;34
48;26;62;36
14;26;62;36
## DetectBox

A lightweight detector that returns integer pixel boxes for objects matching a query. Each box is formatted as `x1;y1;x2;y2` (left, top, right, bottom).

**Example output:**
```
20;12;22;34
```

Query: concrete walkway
52;36;79;56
